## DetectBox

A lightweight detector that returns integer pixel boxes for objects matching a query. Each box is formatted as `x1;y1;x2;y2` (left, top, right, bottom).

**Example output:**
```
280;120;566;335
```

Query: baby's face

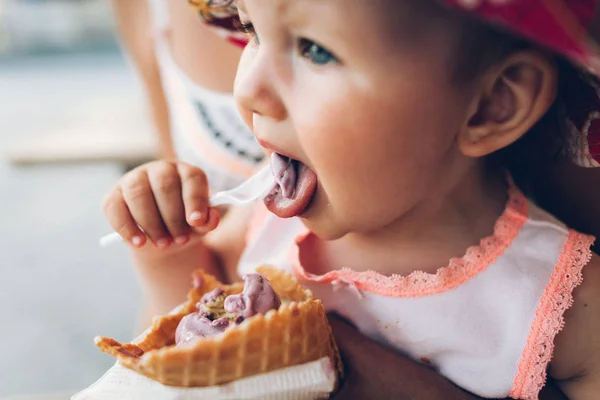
235;0;479;239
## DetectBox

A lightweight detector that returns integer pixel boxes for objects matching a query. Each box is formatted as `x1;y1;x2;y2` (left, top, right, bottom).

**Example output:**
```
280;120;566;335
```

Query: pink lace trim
291;184;529;298
509;231;595;400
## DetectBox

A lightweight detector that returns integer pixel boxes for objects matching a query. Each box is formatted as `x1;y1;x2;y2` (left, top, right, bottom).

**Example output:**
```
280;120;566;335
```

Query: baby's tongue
265;153;318;218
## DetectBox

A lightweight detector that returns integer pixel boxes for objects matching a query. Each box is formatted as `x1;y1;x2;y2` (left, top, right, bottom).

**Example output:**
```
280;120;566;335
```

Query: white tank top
148;0;264;193
238;185;595;399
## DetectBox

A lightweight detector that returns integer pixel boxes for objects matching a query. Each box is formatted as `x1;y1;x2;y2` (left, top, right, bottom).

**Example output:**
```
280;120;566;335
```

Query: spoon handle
99;232;123;247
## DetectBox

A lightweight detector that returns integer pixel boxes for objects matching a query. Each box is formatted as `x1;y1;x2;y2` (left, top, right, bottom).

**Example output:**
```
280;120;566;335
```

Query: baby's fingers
177;163;214;230
120;169;170;247
102;188;146;247
147;162;190;244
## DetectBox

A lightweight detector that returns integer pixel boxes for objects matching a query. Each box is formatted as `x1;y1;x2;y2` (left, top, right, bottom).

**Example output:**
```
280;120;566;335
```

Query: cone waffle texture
95;266;342;388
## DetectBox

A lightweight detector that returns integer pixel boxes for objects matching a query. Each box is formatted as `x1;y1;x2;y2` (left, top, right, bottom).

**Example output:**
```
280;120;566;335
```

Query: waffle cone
95;266;343;388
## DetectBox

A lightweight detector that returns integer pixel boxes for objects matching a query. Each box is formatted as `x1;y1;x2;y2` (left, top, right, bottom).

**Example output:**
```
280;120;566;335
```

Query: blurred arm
110;0;175;160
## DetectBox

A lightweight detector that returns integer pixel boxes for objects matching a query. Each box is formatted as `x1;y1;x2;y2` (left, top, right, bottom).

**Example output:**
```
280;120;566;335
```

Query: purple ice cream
224;274;281;318
175;314;231;345
175;274;281;346
270;152;297;199
200;288;225;305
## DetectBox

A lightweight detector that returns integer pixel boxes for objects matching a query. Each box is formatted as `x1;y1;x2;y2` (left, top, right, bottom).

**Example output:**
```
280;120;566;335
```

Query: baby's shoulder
550;253;600;394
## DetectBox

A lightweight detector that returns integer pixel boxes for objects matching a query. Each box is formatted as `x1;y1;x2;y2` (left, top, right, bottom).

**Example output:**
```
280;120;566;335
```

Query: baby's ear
458;51;557;157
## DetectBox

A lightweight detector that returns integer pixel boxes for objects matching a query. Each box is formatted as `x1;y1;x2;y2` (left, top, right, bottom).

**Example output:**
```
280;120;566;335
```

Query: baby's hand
102;161;220;249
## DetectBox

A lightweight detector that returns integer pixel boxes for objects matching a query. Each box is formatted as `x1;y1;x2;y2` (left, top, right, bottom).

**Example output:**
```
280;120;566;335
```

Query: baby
103;0;600;398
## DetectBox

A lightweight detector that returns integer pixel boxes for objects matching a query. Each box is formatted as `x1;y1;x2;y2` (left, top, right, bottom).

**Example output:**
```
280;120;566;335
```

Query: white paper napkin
72;356;336;400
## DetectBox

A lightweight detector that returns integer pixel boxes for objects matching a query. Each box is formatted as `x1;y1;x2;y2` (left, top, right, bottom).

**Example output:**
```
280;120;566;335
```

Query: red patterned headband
188;0;600;166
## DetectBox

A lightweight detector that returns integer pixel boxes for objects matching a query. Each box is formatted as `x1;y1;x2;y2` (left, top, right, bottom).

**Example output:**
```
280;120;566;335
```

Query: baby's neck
302;169;509;277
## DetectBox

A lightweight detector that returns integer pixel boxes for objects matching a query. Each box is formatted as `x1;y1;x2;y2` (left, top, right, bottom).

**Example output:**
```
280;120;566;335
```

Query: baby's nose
234;50;287;122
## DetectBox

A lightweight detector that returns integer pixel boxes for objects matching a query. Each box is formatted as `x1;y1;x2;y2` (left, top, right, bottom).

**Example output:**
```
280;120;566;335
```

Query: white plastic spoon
99;165;274;247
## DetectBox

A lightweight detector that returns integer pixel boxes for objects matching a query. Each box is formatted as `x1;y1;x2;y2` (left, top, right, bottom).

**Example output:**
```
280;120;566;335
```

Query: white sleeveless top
238;185;595;399
148;0;264;193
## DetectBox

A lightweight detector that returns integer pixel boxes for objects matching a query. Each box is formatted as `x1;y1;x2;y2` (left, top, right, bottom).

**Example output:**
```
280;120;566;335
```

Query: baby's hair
451;13;580;189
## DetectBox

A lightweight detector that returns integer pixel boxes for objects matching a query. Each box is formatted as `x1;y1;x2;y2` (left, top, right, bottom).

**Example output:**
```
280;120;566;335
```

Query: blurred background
0;0;154;397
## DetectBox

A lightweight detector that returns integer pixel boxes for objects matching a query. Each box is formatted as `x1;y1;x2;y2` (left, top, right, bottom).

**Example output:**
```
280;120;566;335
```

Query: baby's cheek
338;159;431;231
327;169;396;227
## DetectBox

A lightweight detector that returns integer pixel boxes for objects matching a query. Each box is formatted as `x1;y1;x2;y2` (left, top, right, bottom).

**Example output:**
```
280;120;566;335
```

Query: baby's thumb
190;207;220;235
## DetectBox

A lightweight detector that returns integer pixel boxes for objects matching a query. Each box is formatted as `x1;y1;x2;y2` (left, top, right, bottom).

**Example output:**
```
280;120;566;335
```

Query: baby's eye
298;39;337;65
236;20;259;46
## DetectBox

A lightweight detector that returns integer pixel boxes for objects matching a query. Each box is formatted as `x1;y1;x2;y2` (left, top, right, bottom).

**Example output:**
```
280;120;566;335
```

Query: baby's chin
298;202;352;241
298;190;394;241
301;197;406;241
300;216;349;241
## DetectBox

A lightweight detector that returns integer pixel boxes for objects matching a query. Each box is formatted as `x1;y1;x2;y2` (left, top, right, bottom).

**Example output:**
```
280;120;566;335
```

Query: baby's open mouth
265;153;318;218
